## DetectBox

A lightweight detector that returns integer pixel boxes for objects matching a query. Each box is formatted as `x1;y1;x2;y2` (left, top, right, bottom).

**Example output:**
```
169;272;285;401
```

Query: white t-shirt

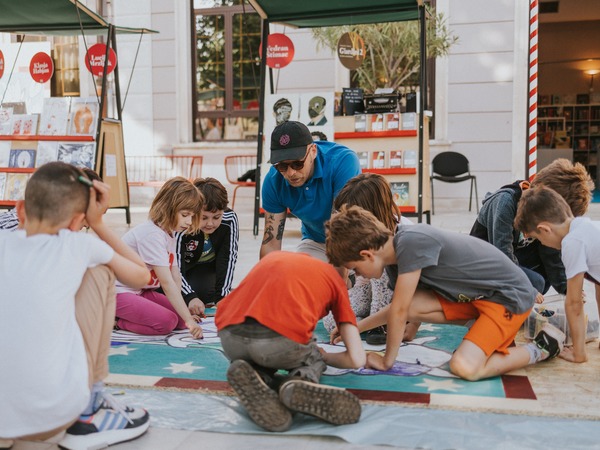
561;217;600;281
116;220;176;294
0;229;113;437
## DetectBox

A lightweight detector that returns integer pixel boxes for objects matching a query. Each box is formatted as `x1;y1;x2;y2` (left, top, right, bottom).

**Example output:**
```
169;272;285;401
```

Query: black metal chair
430;151;478;214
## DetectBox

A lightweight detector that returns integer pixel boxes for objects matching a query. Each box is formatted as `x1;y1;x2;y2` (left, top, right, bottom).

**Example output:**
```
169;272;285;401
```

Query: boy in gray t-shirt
326;205;565;381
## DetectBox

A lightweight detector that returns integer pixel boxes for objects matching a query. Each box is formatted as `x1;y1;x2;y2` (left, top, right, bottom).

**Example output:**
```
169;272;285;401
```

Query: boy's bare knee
449;354;482;381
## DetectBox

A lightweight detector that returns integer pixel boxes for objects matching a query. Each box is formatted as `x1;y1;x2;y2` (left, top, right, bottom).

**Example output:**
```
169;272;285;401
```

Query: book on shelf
369;113;384;132
356;151;369;170
1;102;26;114
384;112;400;131
342;87;364;116
0;107;14;135
354;114;367;132
538;95;551;106
577;94;590;105
401;112;416;130
68;98;99;137
39;97;71;136
5;173;29;200
35;141;60;168
371;150;386;169
12;114;39;136
390;181;410;207
57;142;95;169
0;141;10;167
403;149;417;168
8;148;36;168
0;172;6;200
389;150;403;169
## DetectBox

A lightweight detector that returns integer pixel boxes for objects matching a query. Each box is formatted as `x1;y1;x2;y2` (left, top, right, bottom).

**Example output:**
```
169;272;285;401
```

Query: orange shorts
436;293;531;356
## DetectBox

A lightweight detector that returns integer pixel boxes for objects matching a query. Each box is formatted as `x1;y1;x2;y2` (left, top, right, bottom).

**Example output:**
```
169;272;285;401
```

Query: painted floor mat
108;317;536;412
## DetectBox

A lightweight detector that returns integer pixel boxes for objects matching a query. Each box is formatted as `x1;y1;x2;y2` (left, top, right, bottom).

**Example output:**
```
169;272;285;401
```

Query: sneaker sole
226;360;292;432
58;418;150;450
534;323;566;360
279;381;361;425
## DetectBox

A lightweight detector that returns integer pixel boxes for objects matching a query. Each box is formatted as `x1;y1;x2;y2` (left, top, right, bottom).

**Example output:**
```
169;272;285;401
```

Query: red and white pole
528;0;539;181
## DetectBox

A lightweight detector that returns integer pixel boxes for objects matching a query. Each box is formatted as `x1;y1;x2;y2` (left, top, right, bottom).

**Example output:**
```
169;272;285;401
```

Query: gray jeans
219;321;326;385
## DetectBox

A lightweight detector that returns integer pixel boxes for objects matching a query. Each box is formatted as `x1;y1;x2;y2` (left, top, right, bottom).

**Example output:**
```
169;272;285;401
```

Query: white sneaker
59;391;149;450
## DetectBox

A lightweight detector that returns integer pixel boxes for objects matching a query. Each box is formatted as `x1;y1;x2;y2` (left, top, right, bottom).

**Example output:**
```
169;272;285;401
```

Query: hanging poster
337;32;365;70
29;52;54;83
85;43;117;76
263;33;294;69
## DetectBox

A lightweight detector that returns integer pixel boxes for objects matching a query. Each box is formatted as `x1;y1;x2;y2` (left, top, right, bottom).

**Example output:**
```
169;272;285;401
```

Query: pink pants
115;290;186;335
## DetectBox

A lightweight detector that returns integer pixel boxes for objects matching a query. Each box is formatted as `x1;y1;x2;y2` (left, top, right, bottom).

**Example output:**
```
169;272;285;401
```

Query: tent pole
254;18;270;236
417;2;427;223
111;25;123;122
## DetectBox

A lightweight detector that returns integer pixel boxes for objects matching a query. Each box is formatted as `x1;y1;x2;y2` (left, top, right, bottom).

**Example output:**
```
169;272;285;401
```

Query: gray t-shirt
385;224;536;314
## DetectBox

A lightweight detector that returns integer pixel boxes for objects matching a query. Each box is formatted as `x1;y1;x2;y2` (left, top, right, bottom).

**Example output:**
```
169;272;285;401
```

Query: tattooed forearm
276;217;286;240
262;223;275;245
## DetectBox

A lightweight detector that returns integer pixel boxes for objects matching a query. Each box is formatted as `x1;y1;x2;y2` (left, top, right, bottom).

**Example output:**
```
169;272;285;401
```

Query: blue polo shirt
262;141;360;243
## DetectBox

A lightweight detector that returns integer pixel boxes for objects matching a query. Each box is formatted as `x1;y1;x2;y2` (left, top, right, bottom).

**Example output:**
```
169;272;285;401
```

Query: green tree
311;10;457;92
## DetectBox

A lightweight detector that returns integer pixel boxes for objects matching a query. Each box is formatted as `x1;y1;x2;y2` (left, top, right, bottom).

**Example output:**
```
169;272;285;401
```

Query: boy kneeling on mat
326;205;565;381
216;251;365;432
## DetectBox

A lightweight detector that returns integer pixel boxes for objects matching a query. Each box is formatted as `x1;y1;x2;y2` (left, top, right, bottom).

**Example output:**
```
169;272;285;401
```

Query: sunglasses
274;145;312;173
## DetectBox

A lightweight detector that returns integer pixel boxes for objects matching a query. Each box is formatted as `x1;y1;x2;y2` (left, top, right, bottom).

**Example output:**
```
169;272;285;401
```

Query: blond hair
326;204;392;267
334;173;400;232
531;158;593;216
149;177;204;234
514;187;572;234
25;162;90;227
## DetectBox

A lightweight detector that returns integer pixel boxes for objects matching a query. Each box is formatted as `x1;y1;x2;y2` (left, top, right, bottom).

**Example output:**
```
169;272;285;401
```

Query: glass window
193;3;260;141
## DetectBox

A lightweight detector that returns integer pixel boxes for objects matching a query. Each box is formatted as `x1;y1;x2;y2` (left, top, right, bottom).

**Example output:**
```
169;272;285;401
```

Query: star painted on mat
418;323;440;332
163;361;204;374
415;378;462;392
109;345;137;356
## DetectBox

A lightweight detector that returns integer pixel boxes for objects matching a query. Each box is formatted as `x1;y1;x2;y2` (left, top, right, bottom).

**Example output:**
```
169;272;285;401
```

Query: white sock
525;343;545;364
81;381;104;415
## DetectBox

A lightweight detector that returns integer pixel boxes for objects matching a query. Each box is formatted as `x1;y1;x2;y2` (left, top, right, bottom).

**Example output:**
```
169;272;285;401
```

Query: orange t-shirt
215;251;357;344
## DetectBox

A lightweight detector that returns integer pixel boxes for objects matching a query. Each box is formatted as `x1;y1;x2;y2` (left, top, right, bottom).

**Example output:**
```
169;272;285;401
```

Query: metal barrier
125;155;203;187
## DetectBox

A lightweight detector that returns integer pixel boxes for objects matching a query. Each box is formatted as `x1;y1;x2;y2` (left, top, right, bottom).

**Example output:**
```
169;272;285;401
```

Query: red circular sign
29;52;54;83
0;50;4;79
263;33;294;69
85;43;117;76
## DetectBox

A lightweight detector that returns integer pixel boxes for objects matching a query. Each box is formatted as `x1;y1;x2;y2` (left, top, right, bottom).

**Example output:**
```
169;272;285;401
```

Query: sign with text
263;33;294;69
337;32;365;70
29;52;54;83
85;43;117;76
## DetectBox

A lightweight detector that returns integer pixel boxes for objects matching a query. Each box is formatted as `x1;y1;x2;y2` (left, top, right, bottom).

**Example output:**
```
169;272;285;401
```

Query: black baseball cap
270;121;313;164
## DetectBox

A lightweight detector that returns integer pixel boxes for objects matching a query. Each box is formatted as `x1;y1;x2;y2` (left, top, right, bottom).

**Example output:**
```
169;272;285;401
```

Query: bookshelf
0;135;95;208
334;116;430;222
538;103;600;180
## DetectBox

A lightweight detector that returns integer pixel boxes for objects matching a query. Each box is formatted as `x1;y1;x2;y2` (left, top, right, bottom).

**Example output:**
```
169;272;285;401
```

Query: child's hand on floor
365;351;391;371
186;320;204;339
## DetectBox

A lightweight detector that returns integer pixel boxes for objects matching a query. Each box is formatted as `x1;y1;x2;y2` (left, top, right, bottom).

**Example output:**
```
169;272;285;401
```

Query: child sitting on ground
323;173;418;344
176;177;239;312
326;205;564;381
216;251;365;432
470;158;593;298
116;177;204;338
515;186;600;363
0;162;151;449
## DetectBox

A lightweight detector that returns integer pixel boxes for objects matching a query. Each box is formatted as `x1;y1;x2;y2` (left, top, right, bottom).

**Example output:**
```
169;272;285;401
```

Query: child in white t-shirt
0;162;151;449
115;177;204;338
515;186;600;363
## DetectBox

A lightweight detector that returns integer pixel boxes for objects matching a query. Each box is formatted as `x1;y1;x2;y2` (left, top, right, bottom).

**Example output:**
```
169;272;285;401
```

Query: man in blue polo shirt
260;120;360;262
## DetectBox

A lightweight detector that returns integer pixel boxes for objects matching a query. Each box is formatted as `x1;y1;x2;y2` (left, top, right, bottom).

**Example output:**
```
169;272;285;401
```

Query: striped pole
528;0;539;181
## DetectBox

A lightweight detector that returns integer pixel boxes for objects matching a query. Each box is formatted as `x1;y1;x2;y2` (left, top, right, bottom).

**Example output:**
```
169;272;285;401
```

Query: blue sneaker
59;391;149;450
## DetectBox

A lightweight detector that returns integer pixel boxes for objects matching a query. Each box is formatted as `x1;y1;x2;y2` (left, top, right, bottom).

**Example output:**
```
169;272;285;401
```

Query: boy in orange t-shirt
216;251;365;432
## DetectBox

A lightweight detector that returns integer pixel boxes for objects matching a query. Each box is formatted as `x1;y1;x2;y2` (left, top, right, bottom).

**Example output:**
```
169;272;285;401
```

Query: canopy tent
0;0;157;35
0;0;157;224
248;0;427;235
